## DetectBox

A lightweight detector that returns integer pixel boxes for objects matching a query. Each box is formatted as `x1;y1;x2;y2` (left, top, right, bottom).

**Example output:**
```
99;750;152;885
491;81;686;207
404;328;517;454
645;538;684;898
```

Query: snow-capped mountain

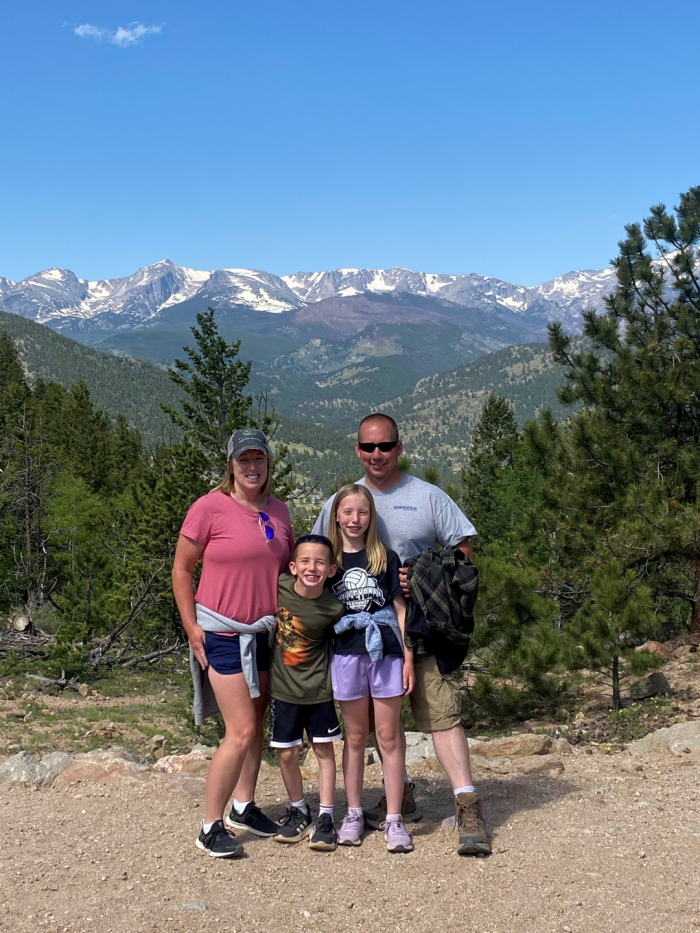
0;261;210;332
282;267;543;308
532;269;617;322
0;260;617;338
202;269;302;313
0;276;15;299
282;267;612;329
0;261;303;333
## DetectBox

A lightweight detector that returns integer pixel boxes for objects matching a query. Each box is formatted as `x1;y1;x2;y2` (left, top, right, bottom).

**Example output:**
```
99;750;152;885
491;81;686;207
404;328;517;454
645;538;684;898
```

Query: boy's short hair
292;534;335;565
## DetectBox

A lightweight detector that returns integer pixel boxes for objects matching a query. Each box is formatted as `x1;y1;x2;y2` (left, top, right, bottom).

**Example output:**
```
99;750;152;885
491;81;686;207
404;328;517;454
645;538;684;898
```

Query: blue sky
2;0;699;285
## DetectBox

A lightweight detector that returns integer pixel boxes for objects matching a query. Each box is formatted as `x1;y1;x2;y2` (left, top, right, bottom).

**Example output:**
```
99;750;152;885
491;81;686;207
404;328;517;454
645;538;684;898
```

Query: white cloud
74;23;108;41
74;22;163;47
111;23;162;47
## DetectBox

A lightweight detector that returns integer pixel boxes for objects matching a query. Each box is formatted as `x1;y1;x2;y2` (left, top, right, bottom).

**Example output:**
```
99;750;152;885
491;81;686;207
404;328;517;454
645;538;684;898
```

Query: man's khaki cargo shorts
409;652;462;733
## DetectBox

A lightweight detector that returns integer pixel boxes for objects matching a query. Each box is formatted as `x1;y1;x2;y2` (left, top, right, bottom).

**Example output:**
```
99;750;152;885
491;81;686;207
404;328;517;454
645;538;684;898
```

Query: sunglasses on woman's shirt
258;511;275;542
357;441;399;453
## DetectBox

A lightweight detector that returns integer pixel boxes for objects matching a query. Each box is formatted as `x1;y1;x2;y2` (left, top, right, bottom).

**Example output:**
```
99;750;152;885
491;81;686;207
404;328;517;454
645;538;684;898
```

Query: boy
269;534;345;850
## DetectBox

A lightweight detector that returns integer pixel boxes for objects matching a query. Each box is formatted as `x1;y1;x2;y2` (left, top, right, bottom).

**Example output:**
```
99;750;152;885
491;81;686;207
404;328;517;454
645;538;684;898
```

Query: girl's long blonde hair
329;484;387;576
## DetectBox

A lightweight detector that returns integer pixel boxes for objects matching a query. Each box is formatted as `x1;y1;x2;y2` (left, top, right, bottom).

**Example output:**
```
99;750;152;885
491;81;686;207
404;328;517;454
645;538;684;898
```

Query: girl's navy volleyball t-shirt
330;548;403;657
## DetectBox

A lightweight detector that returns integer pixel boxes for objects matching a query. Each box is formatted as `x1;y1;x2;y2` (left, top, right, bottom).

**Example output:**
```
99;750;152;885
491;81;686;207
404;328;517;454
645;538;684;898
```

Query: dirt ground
2;750;700;933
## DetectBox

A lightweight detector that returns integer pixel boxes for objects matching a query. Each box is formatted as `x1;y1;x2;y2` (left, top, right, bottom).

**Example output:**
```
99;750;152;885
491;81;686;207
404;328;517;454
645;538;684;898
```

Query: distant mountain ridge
0;308;572;487
0;259;616;338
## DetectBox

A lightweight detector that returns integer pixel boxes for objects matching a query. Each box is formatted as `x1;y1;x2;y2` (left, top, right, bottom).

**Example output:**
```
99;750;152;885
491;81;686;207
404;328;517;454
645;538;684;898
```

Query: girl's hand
188;625;208;670
402;656;415;695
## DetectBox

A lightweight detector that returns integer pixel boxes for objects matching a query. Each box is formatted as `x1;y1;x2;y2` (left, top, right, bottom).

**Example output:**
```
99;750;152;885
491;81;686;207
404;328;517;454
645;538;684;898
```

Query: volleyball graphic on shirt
332;567;384;612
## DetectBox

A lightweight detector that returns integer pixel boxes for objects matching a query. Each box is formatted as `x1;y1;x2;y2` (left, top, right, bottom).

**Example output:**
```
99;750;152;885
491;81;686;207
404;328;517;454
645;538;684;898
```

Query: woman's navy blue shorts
204;631;272;676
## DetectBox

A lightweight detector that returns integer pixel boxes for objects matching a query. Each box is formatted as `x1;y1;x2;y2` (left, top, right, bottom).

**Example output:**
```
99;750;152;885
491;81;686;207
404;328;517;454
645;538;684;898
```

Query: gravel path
1;753;700;933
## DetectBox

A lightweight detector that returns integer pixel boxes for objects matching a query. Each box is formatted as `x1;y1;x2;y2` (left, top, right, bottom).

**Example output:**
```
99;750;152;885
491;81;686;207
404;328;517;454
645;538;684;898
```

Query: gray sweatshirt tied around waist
190;603;277;725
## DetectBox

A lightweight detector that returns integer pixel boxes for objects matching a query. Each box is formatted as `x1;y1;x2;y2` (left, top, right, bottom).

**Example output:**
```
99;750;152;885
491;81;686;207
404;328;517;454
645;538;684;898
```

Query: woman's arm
172;533;207;669
392;593;415;695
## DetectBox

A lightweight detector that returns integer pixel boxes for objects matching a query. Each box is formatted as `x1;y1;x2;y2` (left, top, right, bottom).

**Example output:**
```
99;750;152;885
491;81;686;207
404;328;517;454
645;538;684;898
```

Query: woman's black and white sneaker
308;813;338;851
225;802;279;837
273;806;313;843
196;821;244;858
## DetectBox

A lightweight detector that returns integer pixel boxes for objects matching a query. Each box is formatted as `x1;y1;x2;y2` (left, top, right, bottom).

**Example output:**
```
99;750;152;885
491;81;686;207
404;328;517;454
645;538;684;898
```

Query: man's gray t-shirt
312;474;477;563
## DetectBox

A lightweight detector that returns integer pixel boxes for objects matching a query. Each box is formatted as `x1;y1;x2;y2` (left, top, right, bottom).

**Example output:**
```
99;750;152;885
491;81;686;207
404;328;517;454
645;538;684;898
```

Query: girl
328;483;415;854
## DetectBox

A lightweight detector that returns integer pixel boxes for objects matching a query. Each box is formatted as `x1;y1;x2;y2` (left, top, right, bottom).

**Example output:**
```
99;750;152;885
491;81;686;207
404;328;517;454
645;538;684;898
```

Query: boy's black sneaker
225;802;279;837
196;820;244;858
272;806;313;844
308;813;338;851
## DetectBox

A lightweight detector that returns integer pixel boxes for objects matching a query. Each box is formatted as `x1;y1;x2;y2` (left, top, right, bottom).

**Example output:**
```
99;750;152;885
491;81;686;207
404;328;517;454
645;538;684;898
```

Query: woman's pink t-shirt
180;490;294;625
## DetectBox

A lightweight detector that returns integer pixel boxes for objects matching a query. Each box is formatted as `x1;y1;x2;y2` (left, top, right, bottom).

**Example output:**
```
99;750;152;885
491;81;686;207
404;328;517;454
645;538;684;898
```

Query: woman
173;428;294;858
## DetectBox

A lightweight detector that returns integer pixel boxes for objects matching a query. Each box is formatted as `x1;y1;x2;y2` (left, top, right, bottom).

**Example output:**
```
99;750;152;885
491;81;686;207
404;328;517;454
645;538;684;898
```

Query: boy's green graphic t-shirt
269;573;344;705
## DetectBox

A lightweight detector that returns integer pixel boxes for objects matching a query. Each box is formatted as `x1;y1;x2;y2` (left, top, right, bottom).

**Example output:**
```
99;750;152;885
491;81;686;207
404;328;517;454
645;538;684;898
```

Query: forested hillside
0;310;183;446
386;342;574;471
0;309;359;497
0;308;574;481
249;341;573;473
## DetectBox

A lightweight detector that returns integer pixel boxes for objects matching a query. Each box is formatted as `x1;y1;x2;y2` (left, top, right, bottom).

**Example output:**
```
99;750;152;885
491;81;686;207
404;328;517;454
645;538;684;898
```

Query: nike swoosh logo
328;726;341;733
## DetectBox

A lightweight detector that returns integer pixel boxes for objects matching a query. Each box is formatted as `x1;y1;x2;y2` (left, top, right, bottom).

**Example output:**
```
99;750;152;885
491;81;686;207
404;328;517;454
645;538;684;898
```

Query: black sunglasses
357;441;399;453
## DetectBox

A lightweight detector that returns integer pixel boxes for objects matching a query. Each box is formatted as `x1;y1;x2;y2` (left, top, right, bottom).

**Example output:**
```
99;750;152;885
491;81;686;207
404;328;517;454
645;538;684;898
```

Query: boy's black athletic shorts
269;698;342;747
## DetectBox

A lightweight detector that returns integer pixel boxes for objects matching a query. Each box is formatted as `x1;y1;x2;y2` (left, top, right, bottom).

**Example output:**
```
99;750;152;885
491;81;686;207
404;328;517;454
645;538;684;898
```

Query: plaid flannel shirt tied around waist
404;546;478;656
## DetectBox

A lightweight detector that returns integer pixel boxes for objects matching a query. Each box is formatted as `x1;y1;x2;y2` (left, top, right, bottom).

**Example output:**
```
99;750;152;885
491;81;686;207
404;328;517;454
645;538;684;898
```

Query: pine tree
462;393;543;554
547;185;700;635
161;308;252;477
462;394;519;548
562;564;658;710
162;308;296;497
469;556;562;717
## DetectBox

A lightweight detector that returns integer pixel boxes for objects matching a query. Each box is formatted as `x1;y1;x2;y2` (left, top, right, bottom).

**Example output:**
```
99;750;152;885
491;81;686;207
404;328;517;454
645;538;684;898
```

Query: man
312;412;490;856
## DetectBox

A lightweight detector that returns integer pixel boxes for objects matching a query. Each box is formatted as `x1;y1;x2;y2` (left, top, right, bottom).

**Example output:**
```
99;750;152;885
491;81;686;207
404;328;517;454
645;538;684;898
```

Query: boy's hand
402;656;415;695
398;566;410;598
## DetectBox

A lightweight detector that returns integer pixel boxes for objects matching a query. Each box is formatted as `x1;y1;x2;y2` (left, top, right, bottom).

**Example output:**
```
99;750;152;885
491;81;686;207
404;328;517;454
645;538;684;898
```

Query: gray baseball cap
227;428;270;460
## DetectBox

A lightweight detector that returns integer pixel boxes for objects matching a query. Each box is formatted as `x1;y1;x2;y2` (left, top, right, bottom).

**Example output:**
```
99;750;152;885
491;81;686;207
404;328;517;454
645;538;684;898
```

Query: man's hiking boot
308;812;338;851
454;791;491;856
272;806;313;843
196;820;244;858
364;781;422;830
225;801;278;837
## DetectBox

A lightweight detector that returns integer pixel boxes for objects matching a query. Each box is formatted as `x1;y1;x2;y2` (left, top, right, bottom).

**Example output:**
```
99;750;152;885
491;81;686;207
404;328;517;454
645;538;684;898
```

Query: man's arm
455;537;473;560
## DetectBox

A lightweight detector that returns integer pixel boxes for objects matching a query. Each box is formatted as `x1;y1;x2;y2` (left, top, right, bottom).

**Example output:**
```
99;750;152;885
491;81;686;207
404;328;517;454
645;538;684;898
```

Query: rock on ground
636;640;673;660
404;732;435;766
629;671;672;701
52;746;151;788
470;733;553;759
154;745;217;775
629;719;700;755
302;743;346;772
0;750;73;787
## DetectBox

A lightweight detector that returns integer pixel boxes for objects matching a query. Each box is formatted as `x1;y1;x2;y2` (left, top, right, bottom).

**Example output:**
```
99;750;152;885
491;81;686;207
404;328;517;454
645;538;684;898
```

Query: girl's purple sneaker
338;811;364;846
381;818;413;853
